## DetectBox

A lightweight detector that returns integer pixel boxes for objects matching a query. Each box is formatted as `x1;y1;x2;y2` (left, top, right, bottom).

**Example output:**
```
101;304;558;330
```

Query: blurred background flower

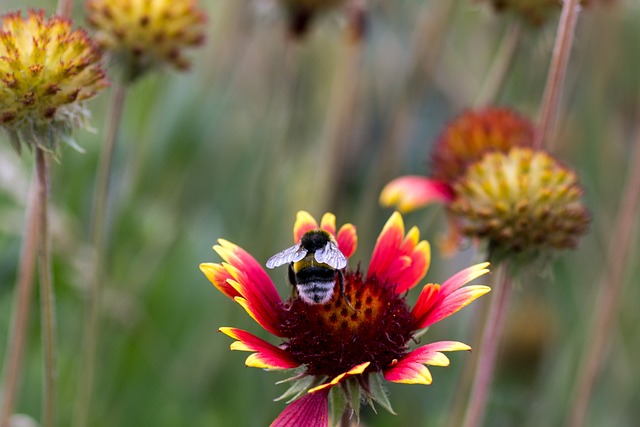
450;147;590;264
0;9;107;153
85;0;206;81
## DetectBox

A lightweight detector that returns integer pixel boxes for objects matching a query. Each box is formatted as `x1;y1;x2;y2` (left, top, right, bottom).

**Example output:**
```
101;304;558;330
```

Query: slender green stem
473;21;522;108
567;106;640;427
0;176;39;427
36;148;56;427
461;265;514;427
535;0;581;149
73;82;128;427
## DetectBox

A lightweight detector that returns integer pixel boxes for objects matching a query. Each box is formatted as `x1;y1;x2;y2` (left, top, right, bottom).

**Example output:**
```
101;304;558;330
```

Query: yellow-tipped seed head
85;0;206;81
449;147;590;263
0;10;108;153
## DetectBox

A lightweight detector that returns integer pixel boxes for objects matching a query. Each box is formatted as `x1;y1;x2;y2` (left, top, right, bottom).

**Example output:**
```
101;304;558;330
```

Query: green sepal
367;373;396;415
346;378;361;419
328;386;347;427
274;374;322;403
62;135;85;154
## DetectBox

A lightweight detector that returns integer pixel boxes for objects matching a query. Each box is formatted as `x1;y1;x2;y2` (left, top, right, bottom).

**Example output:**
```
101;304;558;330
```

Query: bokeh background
1;0;640;426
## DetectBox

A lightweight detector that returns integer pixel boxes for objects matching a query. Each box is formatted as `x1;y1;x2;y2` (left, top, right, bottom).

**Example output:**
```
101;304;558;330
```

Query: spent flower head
85;0;206;81
449;147;590;265
381;107;535;213
380;107;535;252
477;0;612;26
478;0;562;26
0;10;108;154
200;211;490;425
280;0;348;38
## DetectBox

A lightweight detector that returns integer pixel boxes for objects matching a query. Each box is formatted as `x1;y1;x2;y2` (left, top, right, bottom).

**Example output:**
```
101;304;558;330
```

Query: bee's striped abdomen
294;265;336;304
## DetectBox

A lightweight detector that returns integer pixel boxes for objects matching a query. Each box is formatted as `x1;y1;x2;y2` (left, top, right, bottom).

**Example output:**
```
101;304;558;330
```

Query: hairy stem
36;148;57;427
0;177;39;427
535;0;581;149
73;83;128;427
567;102;640;427
461;265;514;427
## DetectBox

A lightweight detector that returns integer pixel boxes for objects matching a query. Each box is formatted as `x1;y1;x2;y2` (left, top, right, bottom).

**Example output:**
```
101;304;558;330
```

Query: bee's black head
300;229;332;252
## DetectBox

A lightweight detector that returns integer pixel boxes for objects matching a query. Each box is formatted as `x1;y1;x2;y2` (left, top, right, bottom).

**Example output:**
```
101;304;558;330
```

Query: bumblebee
266;229;347;305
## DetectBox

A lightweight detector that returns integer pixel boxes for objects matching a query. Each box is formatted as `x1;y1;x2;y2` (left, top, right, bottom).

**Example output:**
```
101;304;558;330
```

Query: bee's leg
288;264;298;299
338;270;357;311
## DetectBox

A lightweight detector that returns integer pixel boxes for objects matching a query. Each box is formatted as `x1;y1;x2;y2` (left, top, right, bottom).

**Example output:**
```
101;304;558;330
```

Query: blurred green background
1;0;640;426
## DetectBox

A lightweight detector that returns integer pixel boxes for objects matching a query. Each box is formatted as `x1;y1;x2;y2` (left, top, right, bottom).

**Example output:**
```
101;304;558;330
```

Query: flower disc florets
282;271;414;378
200;211;492;426
450;147;590;262
431;107;535;183
85;0;206;81
0;10;108;153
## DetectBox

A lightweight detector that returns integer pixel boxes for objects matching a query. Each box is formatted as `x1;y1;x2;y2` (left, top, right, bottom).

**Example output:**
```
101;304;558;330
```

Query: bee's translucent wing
315;241;347;269
266;244;307;269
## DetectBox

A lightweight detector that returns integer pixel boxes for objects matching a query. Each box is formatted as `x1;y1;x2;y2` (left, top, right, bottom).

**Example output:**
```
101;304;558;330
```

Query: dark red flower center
280;271;414;378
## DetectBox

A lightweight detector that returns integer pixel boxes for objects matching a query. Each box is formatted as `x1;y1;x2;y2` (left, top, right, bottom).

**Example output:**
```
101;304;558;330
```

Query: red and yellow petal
383;341;470;385
368;212;405;278
199;262;241;300
368;212;431;292
308;362;371;394
293;211;357;259
440;262;491;293
270;389;330;427
293;211;319;243
211;239;284;336
320;213;336;236
220;327;300;370
380;176;455;213
336;223;357;258
412;263;491;330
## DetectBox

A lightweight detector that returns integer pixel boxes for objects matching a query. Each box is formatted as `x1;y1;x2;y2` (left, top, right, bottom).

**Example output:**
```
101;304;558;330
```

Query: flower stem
473;20;522;108
567;104;640;427
534;0;581;149
0;177;39;427
339;407;352;427
36;148;57;427
73;82;128;427
461;265;514;427
56;0;74;18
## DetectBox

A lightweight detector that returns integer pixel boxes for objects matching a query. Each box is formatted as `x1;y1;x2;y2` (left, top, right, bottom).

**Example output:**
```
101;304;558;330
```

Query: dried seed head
478;0;610;26
431;108;535;184
85;0;206;81
0;10;108;153
479;0;561;26
280;0;347;38
450;148;590;262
